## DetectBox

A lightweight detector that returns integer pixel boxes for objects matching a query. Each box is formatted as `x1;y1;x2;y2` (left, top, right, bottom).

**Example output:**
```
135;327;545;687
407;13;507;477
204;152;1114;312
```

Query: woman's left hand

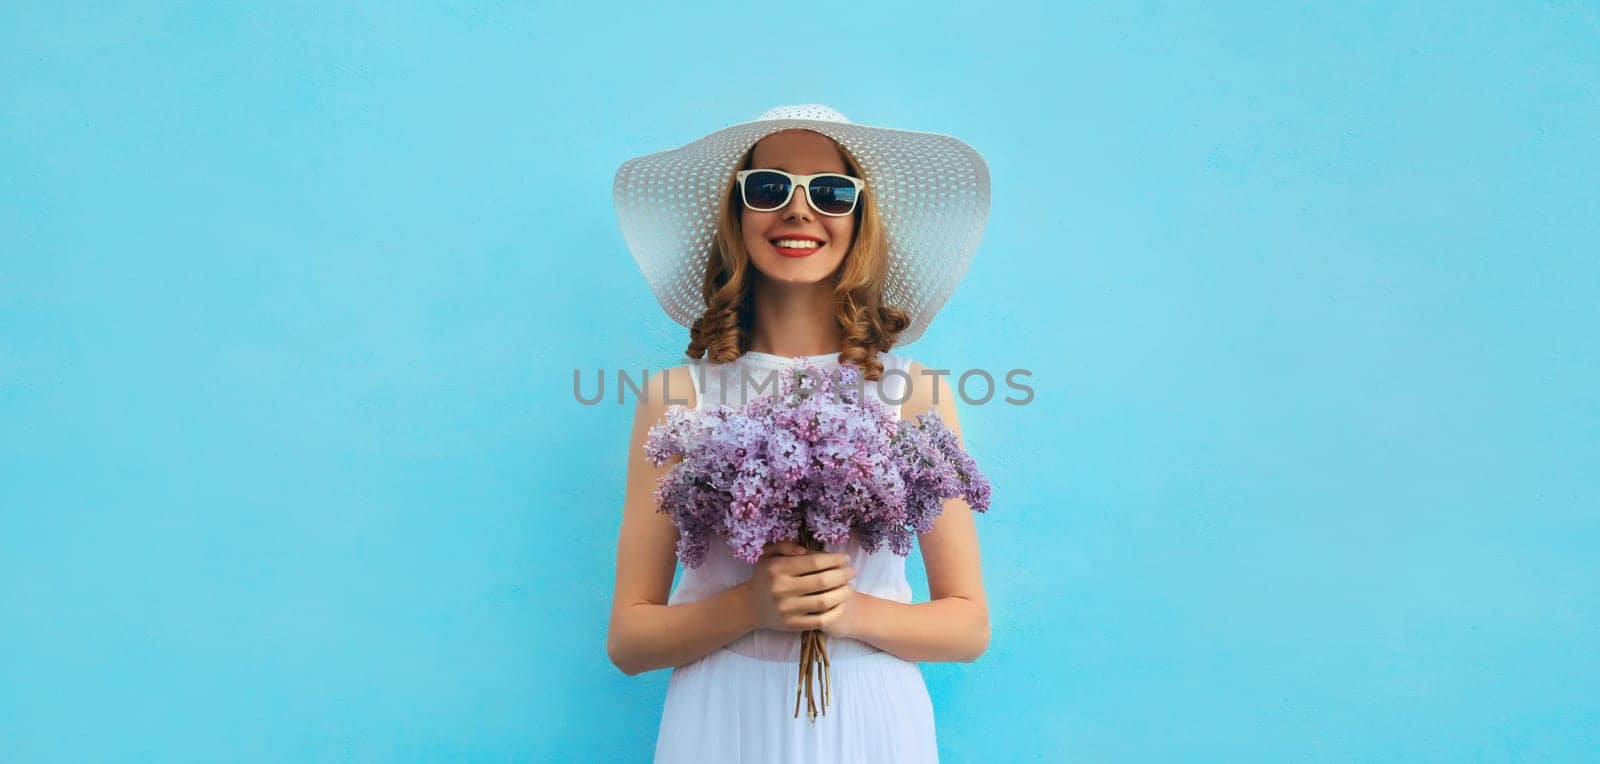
816;582;862;639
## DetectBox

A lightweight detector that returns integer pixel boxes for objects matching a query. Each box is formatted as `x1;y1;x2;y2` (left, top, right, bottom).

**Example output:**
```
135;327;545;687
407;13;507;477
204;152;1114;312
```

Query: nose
782;181;812;221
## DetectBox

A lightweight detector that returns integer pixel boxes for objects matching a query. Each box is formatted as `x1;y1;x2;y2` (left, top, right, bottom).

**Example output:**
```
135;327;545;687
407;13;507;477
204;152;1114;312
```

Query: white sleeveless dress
653;350;940;764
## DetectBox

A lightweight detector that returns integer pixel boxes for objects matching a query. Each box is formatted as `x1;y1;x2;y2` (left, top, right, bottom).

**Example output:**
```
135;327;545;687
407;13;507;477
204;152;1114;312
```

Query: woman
607;104;992;763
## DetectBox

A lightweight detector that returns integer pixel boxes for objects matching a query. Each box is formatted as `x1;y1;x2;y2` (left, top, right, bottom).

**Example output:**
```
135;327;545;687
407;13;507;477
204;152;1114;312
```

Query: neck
746;275;844;357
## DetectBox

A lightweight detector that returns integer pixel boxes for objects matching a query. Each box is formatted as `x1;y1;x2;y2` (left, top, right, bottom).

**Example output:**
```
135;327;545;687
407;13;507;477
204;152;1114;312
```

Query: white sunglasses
735;169;867;217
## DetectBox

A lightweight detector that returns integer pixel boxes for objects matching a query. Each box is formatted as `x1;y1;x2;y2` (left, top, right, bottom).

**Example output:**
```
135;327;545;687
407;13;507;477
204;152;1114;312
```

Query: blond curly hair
684;139;908;381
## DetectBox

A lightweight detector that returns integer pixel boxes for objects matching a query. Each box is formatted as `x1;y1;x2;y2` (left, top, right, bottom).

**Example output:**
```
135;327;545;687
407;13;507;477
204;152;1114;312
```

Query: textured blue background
3;1;1597;761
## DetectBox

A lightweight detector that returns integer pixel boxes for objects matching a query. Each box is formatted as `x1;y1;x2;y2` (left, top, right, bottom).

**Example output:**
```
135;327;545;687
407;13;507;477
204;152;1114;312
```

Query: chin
751;257;843;285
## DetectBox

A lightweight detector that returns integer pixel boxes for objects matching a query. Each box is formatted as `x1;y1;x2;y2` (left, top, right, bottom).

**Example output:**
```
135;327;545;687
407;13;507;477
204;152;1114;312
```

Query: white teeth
772;239;821;249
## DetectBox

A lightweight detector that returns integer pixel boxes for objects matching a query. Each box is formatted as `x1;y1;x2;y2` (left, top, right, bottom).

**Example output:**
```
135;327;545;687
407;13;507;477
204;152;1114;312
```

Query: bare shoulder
635;363;698;421
899;358;958;423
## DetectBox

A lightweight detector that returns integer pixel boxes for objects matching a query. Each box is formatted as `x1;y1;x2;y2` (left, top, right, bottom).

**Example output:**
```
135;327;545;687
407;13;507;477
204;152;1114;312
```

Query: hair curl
684;136;909;381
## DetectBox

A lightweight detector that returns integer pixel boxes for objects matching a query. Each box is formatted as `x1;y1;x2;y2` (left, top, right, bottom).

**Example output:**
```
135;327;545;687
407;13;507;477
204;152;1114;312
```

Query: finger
822;582;853;611
773;564;843;597
770;553;810;576
763;541;797;559
776;541;810;556
792;591;826;615
801;583;851;614
784;614;822;631
759;541;782;557
804;599;847;629
832;566;858;589
759;542;796;561
801;553;850;574
782;596;831;621
795;566;855;594
788;612;827;631
815;600;843;627
780;577;847;614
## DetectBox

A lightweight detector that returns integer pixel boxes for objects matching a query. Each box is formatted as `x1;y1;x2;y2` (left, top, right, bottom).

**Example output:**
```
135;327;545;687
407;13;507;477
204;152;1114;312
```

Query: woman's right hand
745;540;857;632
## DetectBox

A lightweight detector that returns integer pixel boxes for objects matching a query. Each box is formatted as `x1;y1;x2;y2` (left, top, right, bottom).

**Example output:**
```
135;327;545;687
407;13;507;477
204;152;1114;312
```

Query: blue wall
2;1;1596;760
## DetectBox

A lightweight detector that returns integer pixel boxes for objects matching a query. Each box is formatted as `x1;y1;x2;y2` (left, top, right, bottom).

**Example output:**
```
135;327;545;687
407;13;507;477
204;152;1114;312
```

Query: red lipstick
769;234;825;258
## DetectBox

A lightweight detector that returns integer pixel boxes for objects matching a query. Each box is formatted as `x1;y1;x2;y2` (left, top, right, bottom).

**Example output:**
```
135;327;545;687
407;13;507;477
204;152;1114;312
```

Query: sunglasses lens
808;175;859;215
742;171;791;210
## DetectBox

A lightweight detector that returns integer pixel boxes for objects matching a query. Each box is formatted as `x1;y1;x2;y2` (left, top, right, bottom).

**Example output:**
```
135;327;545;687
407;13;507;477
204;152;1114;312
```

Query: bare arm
605;366;760;676
832;362;991;663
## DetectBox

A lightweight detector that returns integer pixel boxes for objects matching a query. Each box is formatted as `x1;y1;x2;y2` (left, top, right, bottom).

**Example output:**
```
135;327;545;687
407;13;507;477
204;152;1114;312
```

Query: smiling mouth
770;238;824;257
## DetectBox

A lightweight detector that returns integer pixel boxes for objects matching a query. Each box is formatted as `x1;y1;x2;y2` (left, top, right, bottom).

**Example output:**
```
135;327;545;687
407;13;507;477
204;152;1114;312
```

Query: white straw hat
612;103;991;348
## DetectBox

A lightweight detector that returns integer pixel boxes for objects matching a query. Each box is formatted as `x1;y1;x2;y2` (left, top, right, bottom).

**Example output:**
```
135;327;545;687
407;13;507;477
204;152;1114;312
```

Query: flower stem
792;523;831;720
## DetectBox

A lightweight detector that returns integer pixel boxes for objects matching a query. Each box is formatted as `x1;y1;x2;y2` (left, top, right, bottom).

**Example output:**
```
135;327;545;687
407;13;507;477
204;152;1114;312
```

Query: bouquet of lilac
644;360;992;720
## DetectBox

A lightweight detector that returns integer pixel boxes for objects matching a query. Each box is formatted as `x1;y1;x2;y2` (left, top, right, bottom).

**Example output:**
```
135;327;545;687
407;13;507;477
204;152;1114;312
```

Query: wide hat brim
612;104;990;348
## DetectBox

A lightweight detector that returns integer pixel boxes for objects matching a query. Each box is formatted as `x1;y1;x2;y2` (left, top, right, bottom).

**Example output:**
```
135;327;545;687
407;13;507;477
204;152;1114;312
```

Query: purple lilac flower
644;360;991;568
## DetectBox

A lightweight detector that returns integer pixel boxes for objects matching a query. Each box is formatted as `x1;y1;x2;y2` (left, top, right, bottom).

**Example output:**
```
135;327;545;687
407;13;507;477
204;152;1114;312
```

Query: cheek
825;219;856;250
741;210;774;248
739;217;762;251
